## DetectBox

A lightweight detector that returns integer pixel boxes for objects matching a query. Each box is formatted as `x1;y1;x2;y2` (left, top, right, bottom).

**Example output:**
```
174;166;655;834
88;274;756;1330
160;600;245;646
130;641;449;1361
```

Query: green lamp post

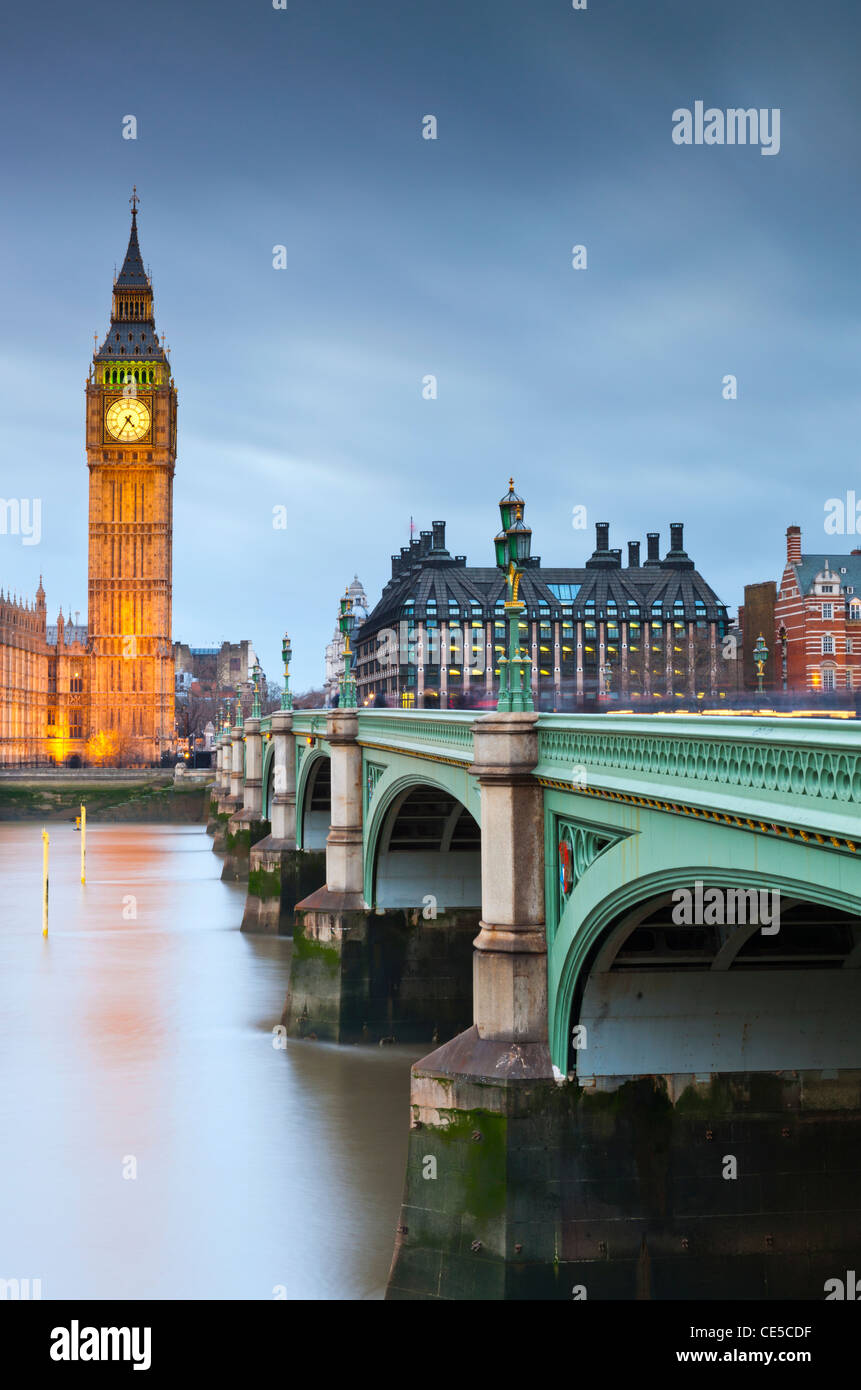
251;662;262;719
339;589;358;708
493;479;534;713
281;632;293;710
224;698;232;734
753;633;769;695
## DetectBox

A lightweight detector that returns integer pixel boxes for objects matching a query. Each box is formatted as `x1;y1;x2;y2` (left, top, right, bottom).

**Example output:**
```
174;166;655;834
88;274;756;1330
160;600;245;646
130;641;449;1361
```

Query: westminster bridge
209;708;861;1300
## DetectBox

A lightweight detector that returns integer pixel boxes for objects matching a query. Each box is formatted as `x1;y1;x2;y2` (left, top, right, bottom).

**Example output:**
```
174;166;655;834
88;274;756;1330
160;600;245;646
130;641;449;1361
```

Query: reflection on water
0;822;421;1299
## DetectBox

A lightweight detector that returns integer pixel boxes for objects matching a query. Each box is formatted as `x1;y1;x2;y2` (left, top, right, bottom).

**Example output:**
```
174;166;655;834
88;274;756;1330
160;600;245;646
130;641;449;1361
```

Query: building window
847;639;854;654
560;621;575;678
822;667;835;691
606;620;620;667
70;672;83;693
822;603;833;620
847;670;854;690
583;621;597;670
822;634;834;655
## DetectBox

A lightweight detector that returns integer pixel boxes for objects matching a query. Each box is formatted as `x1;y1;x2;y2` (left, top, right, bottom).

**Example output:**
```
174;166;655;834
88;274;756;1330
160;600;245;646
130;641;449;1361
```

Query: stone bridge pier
241;711;326;933
206;735;224;834
209;730;239;849
222;717;270;881
279;710;476;1043
386;711;562;1300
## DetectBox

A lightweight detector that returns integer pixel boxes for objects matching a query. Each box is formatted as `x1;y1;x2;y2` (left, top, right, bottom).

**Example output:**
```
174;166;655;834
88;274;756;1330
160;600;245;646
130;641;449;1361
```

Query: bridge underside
284;785;480;1044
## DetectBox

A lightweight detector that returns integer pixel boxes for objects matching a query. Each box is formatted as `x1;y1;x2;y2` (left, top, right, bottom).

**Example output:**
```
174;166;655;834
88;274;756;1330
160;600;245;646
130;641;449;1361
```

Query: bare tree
185;691;219;739
292;687;326;709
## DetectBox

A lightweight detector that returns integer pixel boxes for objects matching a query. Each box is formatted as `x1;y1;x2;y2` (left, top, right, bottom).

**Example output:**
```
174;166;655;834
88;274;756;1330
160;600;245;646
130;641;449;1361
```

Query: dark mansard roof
96;319;165;360
792;553;861;596
358;520;729;643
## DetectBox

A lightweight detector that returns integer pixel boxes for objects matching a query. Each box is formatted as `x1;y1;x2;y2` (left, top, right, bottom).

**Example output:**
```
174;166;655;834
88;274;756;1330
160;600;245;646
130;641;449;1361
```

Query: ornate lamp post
493;479;534;713
251;662;262;719
281;632;293;710
339;589;358;708
223;698;232;734
779;624;788;693
753;633;769;695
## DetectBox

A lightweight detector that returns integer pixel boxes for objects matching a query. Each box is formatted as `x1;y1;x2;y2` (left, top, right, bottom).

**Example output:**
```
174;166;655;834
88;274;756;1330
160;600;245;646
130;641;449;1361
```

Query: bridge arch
550;844;861;1077
363;766;481;911
295;749;331;850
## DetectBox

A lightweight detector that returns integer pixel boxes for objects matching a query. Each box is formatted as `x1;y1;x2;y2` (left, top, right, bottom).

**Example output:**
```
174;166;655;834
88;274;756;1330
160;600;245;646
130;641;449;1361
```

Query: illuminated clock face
105;396;151;441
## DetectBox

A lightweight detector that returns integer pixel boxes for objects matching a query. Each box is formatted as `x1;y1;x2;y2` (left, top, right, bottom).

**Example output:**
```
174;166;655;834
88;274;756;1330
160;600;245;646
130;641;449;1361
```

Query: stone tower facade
85;192;176;760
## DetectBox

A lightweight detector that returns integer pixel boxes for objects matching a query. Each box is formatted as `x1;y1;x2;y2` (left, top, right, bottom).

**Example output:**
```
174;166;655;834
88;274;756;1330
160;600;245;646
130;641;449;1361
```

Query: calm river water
0;822;421;1299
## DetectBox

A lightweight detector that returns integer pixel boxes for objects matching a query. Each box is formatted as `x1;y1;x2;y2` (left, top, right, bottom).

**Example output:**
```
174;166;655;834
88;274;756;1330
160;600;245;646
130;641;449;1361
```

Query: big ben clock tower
86;190;176;760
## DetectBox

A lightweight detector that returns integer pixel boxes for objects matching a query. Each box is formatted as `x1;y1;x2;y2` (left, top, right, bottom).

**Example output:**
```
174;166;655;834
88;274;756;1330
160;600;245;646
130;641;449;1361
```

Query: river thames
0;822;420;1299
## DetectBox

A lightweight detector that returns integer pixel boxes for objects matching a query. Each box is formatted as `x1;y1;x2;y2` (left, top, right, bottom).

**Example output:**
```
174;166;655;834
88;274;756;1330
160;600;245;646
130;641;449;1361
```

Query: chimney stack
627;541;640;568
786;525;802;565
644;532;661;566
595;522;609;552
420;529;432;557
669;522;684;554
432;520;446;551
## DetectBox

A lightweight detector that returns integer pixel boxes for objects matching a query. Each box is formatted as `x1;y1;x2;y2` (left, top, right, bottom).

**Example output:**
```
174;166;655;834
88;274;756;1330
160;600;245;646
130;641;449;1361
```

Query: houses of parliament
0;193;176;765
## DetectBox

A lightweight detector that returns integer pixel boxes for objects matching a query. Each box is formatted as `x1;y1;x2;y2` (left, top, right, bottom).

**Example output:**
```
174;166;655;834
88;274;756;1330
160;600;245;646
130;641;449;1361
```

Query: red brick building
755;525;861;694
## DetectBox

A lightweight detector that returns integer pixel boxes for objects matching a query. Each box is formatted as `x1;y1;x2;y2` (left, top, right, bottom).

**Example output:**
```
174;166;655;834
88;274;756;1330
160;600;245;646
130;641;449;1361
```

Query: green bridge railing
252;709;860;848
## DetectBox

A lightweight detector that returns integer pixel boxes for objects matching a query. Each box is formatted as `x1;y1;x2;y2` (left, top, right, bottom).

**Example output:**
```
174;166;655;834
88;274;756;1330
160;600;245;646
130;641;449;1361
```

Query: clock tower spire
86;192;176;761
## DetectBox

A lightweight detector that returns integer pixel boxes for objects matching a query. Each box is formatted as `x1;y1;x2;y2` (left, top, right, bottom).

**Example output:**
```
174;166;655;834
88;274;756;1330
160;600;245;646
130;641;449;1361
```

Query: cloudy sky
2;0;859;688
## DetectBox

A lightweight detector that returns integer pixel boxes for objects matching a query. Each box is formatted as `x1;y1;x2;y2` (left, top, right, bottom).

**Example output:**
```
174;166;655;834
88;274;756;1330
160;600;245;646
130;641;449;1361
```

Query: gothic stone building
355;510;732;709
0;196;176;765
324;575;368;706
0;586;90;765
